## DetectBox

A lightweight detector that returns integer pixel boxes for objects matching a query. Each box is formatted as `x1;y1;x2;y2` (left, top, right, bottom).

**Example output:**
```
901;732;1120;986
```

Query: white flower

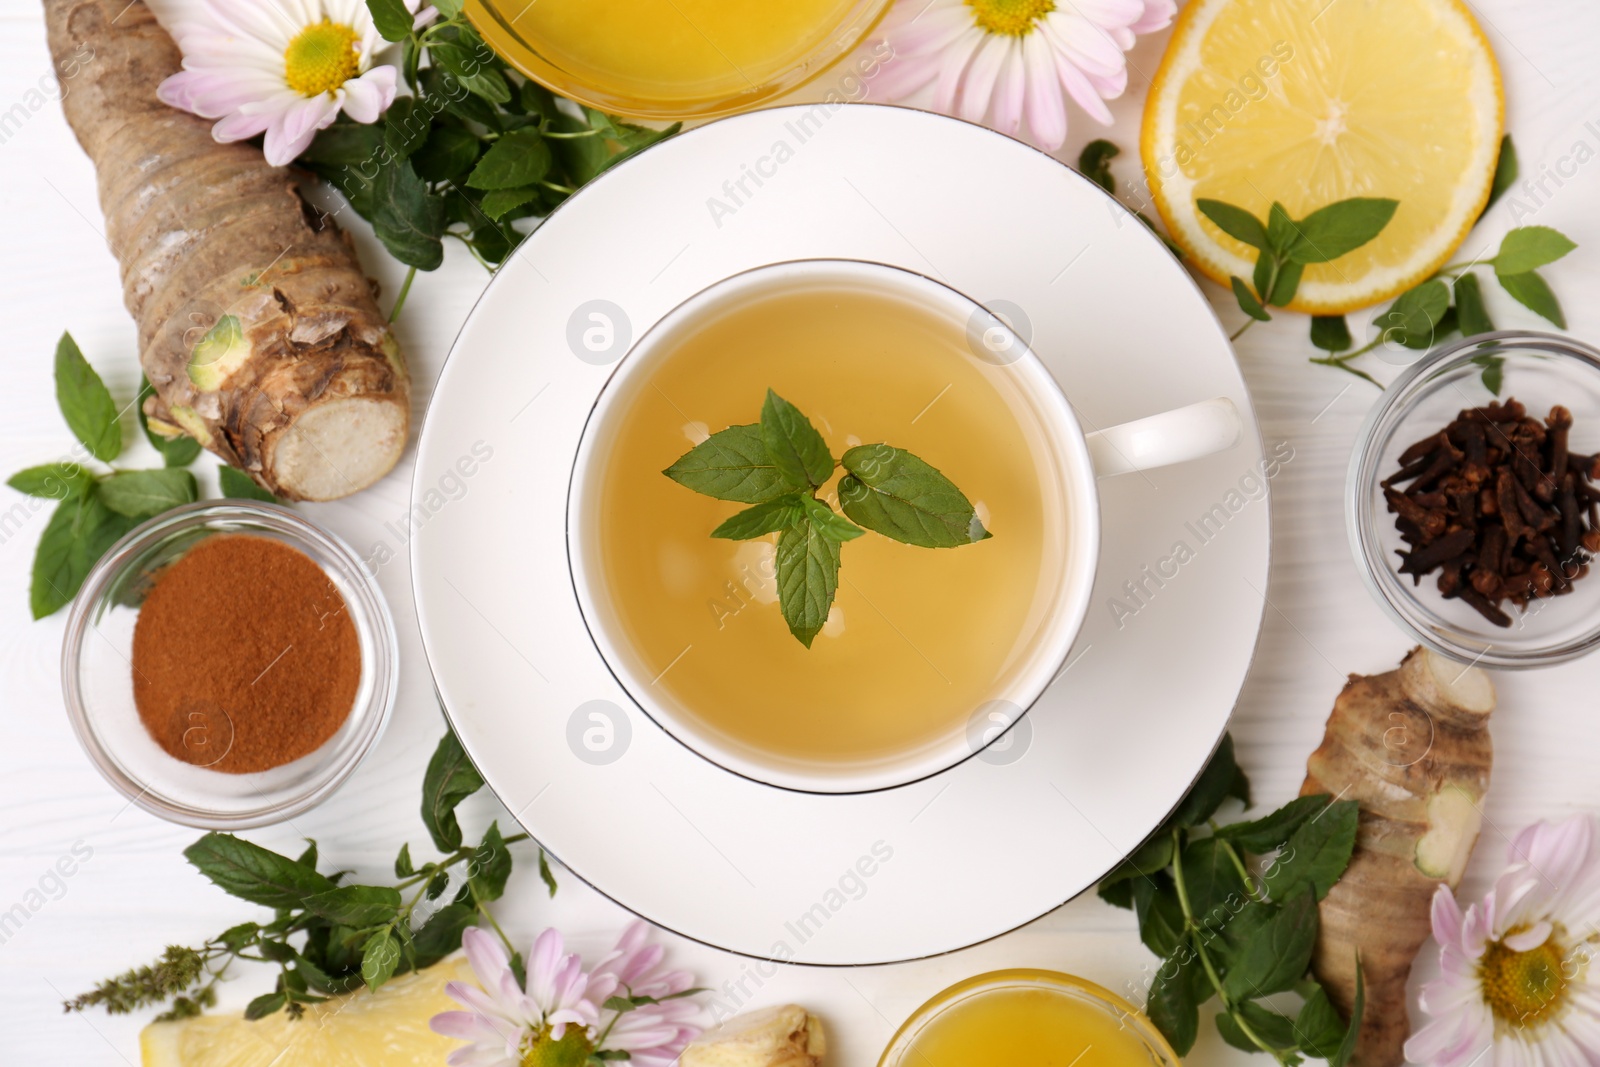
157;0;435;165
864;0;1175;151
1406;815;1600;1067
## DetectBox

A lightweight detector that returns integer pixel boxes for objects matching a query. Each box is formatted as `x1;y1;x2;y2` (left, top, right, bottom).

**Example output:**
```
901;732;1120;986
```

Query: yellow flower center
966;0;1055;36
1479;931;1568;1026
284;19;361;97
519;1024;594;1067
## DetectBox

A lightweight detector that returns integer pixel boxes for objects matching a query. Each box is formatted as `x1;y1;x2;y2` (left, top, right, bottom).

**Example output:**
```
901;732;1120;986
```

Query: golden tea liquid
590;281;1069;774
467;0;883;118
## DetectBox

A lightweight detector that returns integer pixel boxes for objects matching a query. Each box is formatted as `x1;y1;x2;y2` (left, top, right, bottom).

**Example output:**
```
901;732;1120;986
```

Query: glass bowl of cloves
1349;331;1600;668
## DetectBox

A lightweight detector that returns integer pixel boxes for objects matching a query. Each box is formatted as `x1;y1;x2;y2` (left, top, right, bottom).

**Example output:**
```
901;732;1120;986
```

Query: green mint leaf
1310;315;1353;353
295;839;318;871
1454;273;1495;337
98;469;198;519
775;515;841;648
412;126;481;182
8;463;91;500
1097;879;1134;909
1100;833;1175;886
1499;268;1565;327
218;922;260;951
1167;734;1244;828
1132;874;1186;959
219;465;279;503
1377;279;1451;349
1197;199;1268;251
467;129;550;190
1330;957;1365;1067
480;186;540;221
421;727;484;852
55;332;121;462
137;376;202;467
800;495;864;542
361;929;401;991
412;903;475;968
1295;980;1349;1060
1222;888;1318;1000
1077;139;1120;195
383;97;429;157
1263;798;1359;902
304;885;403;927
371;159;446;271
1494;226;1577;277
30;489;135;619
1473;353;1506;396
838;444;989;548
425;870;450;900
1146;948;1202;1056
183;833;335;910
1181;837;1246;933
461;821;512;903
431;42;512;105
419;67;502;131
1218;1002;1299;1053
365;0;413;41
1231;277;1270;322
760;390;834;490
1266;202;1298;257
538;849;558;898
664;424;789;503
1212;898;1273;970
433;0;465;16
244;992;287;1021
394;843;414;879
1269;259;1304;307
1284;198;1399;264
1482;134;1518;217
594;121;682;176
710;494;804;540
1216;794;1331;854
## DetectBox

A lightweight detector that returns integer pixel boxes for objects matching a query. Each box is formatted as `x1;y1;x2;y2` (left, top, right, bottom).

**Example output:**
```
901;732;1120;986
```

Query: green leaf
1454;273;1495;338
394;844;413;879
1231;277;1270;322
664;424;790;503
1377;279;1451;349
1197;199;1268;250
30;490;135;619
218;922;260;951
1499;269;1565;327
1269;259;1304;307
1237;1001;1300;1050
431;42;512;105
1101;833;1175;886
244;992;286;1020
1181;837;1247;933
1263;799;1359;902
710;494;804;540
301;121;386;167
1252;252;1275;312
838;444;990;548
1331;957;1365;1067
1266;202;1298;257
480;186;540;221
295;840;318;870
433;0;464;15
8;463;92;499
1494;226;1576;277
1222;889;1318;1000
775;516;841;647
1310;315;1352;353
1097;879;1134;909
361;928;401;991
370;159;446;271
98;469;198;519
1147;949;1201;1056
1474;353;1505;396
219;465;279;503
383;96;429;157
412;126;480;182
55;333;121;462
421;727;485;852
1078;139;1120;194
411;903;476;967
365;0;413;41
593;122;682;176
538;849;558;898
463;821;513;903
1212;898;1275;970
760;390;834;490
1296;981;1349;1060
420;68;502;131
1217;795;1331;855
800;495;864;542
1167;734;1243;828
1132;874;1186;959
304;885;403;927
467;129;551;190
1285;198;1399;264
183;833;335;910
137;377;202;467
1483;134;1518;216
425;871;450;900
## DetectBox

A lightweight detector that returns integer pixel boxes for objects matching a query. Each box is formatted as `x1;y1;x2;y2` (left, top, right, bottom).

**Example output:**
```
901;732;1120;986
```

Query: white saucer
411;104;1269;965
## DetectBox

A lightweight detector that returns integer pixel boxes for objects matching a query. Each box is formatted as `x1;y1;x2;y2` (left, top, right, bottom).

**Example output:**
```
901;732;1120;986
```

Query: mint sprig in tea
665;389;990;646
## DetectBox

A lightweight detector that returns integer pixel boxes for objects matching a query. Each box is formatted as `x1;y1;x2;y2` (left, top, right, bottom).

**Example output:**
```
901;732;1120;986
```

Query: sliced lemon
140;958;472;1067
1142;0;1503;315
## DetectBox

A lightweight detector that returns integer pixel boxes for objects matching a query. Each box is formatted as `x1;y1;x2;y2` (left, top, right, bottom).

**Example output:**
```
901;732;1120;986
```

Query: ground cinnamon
131;534;360;773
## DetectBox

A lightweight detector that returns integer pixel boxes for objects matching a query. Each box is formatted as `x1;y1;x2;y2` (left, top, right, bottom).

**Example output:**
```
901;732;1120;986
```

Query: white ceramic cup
568;260;1242;793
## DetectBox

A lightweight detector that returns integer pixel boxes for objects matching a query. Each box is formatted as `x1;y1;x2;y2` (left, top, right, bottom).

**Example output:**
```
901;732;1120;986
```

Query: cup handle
1084;397;1243;478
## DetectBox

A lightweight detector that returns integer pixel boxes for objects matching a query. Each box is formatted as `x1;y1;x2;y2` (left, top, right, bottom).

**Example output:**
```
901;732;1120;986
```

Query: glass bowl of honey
467;0;893;121
879;969;1180;1067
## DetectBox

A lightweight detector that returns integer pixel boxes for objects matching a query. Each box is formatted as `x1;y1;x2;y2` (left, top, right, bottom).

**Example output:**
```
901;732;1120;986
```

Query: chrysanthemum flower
864;0;1176;150
1406;815;1600;1067
157;0;435;165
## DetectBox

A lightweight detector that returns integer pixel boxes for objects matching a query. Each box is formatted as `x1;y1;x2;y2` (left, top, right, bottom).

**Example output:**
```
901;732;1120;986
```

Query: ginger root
42;0;409;501
1300;646;1494;1067
680;1005;826;1067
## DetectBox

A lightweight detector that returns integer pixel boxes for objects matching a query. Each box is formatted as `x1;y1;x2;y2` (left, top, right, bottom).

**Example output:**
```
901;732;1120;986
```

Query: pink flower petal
1063;0;1144;27
1129;0;1177;34
1022;32;1067;149
989;40;1026;135
957;33;1009;124
1048;13;1126;77
865;53;941;102
933;27;985;114
339;66;396;124
1051;44;1114;125
1432;884;1465;945
1502;920;1553;953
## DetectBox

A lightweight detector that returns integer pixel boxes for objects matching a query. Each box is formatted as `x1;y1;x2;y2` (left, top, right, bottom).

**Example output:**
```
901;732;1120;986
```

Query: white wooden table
3;1;1597;1061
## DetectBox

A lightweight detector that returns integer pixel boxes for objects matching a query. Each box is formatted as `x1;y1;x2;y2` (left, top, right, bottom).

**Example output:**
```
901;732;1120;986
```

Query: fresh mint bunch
1099;736;1364;1066
664;390;990;647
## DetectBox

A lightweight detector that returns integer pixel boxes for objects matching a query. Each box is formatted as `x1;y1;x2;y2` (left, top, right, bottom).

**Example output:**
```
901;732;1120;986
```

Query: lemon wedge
1142;0;1503;314
140;958;471;1067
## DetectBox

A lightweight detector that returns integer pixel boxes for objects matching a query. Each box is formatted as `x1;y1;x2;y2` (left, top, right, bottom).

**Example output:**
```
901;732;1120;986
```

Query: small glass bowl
61;502;398;827
1349;331;1600;669
878;969;1178;1067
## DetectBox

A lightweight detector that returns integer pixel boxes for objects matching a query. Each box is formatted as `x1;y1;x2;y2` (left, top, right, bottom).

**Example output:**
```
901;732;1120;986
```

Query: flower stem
389;266;417;323
1230;319;1257;342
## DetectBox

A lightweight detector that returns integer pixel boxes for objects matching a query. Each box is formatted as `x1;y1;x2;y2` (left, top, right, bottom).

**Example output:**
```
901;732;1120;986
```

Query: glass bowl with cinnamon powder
61;502;398;827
